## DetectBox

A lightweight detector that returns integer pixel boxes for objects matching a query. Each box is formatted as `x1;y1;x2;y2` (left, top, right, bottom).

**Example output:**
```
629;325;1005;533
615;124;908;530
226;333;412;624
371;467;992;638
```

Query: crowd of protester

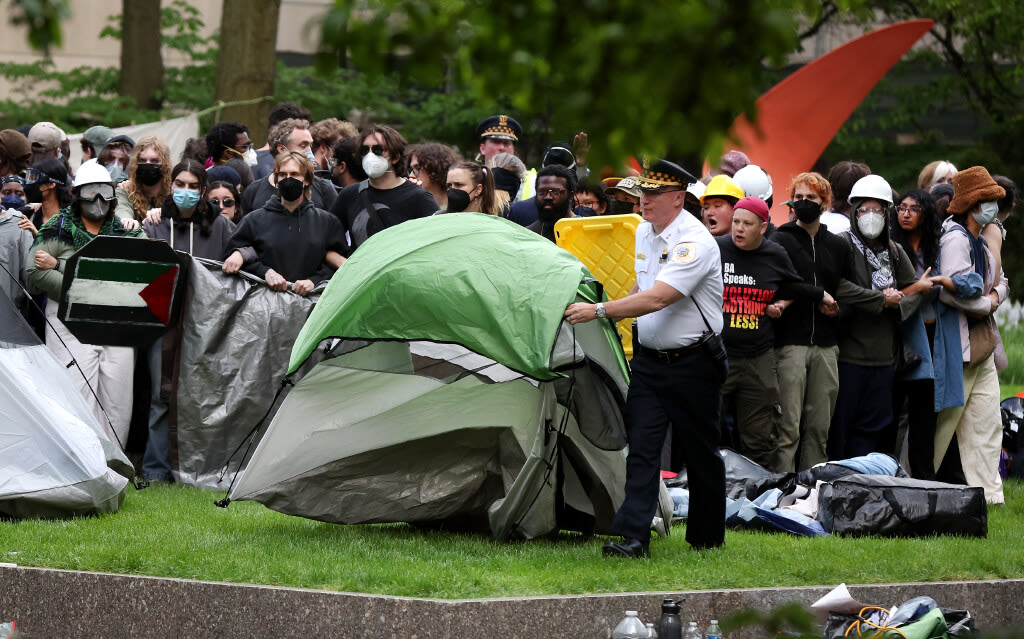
0;105;1013;505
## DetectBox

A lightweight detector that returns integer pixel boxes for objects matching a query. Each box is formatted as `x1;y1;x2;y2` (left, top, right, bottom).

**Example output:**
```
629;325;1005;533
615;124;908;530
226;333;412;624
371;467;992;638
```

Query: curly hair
122;136;172;220
408;142;460;190
267;118;310;158
310;118;358;152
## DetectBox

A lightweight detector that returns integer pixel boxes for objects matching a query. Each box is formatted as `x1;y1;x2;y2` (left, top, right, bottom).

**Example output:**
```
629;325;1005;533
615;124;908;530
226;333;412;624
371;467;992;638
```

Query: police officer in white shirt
564;159;726;558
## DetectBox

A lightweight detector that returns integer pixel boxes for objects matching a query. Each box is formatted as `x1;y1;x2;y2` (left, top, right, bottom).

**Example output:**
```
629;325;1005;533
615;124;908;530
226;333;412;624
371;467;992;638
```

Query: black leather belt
636;342;700;364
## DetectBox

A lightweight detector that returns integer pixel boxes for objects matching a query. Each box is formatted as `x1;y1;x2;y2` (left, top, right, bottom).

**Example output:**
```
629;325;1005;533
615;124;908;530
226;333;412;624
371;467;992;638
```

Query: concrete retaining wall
1;566;1022;638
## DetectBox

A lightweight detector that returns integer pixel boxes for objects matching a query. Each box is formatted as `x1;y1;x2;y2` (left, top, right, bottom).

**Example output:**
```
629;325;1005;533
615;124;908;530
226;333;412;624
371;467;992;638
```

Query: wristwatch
595;303;607;319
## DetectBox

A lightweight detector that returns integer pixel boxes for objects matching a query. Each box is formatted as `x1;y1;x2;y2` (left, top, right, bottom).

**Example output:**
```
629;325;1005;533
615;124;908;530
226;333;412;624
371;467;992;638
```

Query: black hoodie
226;196;345;284
769;220;851;347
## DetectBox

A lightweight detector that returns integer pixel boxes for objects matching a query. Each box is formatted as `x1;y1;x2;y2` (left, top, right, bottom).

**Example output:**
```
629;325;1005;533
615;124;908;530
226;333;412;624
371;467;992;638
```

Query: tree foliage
0;0;217;131
8;0;70;57
317;0;814;168
813;0;1024;298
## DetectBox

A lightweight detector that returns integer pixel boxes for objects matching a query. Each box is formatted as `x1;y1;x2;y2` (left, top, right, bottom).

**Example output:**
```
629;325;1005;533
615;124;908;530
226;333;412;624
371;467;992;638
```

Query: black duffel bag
818;474;987;538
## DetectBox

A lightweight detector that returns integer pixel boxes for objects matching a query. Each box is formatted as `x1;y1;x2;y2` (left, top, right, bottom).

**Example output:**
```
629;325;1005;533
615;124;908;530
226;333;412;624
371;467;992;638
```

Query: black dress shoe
602;537;650;558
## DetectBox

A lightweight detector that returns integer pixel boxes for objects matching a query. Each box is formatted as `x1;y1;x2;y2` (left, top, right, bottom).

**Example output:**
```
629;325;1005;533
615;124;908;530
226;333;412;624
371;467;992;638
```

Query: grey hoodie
0;210;34;306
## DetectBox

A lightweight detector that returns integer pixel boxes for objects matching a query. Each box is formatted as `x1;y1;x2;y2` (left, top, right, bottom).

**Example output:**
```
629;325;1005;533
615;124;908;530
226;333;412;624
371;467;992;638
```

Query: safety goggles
76;182;116;202
23;168;52;185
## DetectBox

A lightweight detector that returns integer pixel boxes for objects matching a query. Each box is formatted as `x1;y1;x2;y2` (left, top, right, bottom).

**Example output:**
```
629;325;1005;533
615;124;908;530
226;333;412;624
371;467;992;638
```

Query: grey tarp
173;258;319;488
0;288;131;518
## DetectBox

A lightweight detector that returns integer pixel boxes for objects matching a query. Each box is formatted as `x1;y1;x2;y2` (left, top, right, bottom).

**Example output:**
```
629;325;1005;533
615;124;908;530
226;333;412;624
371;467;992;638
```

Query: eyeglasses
857;206;884;215
360;144;385;156
537;188;567;197
408;164;421;176
77;183;115;202
209;198;235;208
897;204;923;214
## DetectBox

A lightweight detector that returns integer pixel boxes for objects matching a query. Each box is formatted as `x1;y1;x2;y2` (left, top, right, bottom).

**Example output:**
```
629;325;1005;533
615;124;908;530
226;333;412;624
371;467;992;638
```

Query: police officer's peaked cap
635;159;697;191
476;115;522;142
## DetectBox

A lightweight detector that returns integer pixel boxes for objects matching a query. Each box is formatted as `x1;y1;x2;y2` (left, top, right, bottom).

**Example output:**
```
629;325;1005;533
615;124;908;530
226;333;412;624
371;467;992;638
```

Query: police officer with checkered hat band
476;114;522;163
564;159;726;558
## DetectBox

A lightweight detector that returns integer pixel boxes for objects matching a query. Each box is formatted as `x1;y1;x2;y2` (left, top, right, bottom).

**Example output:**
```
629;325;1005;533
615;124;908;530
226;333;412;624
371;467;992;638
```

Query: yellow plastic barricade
555;214;642;358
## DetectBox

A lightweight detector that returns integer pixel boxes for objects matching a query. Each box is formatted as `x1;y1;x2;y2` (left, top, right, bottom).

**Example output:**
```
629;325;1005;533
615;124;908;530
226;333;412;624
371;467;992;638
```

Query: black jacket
769;220;851;347
226;197;345;284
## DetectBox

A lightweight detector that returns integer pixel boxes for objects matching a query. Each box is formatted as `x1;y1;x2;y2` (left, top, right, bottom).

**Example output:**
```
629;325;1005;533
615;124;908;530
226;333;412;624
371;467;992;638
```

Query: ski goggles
76;182;116;202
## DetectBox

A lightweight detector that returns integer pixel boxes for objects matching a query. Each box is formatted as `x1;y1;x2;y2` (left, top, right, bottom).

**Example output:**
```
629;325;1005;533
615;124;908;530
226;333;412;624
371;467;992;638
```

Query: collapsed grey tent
0;288;131;518
229;214;632;539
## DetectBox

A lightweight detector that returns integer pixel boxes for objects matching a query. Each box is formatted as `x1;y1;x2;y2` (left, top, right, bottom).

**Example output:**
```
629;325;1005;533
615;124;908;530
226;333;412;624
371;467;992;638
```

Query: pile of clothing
666;450;987;538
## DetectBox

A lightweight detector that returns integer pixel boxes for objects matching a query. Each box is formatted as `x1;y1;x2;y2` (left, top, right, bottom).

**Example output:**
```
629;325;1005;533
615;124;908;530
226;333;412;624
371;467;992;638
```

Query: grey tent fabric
173;258;320;488
0;288;131;518
230;323;630;540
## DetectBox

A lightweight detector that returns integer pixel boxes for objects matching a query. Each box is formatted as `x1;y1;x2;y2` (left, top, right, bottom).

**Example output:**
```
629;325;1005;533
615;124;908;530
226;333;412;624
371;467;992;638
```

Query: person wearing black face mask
23;157;72;230
527;164;575;242
224;151;346;297
767;172;853;473
443;161;497;215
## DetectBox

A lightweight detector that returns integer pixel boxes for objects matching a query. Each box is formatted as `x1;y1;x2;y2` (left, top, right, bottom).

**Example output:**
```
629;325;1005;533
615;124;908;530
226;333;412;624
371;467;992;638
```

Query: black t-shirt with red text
716;236;821;357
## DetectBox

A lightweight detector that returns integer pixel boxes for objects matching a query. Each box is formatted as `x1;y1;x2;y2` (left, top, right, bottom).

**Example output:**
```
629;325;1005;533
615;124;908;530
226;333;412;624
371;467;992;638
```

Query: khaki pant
45;302;135;446
935;354;1003;504
721;349;780;471
772;344;839;473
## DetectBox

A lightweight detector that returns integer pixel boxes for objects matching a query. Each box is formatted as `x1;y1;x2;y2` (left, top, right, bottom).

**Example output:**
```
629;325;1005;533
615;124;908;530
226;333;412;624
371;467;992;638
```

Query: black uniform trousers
611;346;726;549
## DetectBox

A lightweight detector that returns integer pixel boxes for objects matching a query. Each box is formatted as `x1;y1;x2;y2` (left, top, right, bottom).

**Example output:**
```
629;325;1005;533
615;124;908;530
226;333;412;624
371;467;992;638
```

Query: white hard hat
73;159;113;188
848;174;893;206
732;164;773;200
686;180;706;200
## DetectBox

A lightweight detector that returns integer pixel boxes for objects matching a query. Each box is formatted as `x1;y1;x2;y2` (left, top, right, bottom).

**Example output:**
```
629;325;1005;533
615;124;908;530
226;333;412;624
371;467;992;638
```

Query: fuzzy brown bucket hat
947;166;1005;215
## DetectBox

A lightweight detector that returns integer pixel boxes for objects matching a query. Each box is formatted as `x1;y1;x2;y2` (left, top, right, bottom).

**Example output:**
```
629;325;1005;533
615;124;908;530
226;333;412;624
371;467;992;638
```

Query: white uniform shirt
634;209;723;349
819;210;851;234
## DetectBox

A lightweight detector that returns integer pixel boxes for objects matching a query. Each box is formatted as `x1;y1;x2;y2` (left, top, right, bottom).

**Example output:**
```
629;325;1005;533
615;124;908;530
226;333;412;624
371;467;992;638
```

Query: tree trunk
119;0;164;110
214;0;281;146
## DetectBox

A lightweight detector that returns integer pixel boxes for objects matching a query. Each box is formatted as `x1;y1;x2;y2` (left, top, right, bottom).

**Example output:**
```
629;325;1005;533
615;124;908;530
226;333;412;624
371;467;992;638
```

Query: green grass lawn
3;481;1022;599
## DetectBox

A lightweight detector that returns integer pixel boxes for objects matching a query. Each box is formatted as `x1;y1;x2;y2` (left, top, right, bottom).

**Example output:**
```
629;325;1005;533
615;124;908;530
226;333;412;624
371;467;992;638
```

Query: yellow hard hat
700;174;744;205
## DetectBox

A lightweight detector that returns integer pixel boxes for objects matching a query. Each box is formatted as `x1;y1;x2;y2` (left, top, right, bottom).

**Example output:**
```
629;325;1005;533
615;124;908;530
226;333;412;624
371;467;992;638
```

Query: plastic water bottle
683;621;702;639
612;611;648;639
657;598;682;639
704;619;723;639
646;622;657;638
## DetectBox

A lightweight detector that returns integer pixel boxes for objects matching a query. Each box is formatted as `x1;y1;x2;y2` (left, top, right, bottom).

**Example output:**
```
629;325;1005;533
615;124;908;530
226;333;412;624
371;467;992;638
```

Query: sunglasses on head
359;144;385;156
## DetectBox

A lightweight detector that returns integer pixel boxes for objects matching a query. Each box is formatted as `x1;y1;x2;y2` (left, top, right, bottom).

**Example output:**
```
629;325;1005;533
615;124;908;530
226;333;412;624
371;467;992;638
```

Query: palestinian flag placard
65;258;179;326
58;236;190;347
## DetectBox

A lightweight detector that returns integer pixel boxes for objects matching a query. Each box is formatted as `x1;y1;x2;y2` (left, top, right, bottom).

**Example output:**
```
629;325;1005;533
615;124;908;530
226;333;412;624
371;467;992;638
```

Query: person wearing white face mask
240;118;338;215
829;174;937;462
330;124;438;255
933;166;1009;504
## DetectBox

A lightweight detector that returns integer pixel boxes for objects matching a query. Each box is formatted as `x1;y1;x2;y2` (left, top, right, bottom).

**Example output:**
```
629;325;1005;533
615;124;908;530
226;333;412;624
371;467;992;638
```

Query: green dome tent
229;214;633;539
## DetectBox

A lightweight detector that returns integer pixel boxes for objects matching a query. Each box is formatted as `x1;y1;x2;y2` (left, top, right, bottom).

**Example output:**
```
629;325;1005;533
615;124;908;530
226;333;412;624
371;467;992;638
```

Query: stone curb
1;566;1022;637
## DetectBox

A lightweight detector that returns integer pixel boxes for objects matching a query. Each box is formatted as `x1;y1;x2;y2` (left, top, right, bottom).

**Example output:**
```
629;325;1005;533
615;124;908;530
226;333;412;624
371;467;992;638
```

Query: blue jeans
141;339;173;481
